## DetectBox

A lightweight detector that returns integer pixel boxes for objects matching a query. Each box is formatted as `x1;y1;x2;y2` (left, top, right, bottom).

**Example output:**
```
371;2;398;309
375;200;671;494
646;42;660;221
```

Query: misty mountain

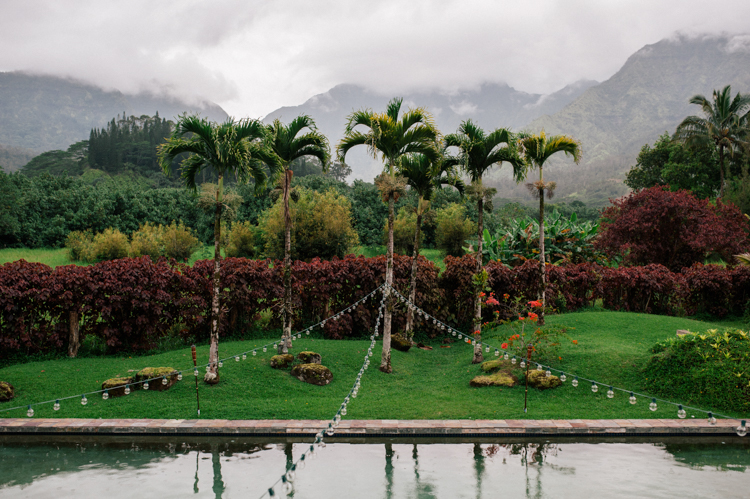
264;80;597;180
0;72;228;169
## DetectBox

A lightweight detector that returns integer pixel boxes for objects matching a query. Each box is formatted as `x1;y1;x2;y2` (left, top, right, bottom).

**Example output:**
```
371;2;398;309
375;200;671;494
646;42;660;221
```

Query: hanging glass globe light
572;377;579;387
124;385;131;395
102;390;109;400
298;455;306;470
81;394;88;405
591;382;598;393
607;386;614;398
629;392;637;405
520;360;526;369
649;398;658;412
536;364;543;372
341;407;347;416
708;412;716;425
545;369;552;377
253;349;258;356
242;353;247;361
452;331;456;337
53;400;60;411
458;334;463;340
194;369;199;377
326;426;335;436
677;405;687;419
235;356;240;362
162;376;168;385
263;346;267;353
511;357;517;365
736;420;747;437
286;466;296;482
494;349;500;357
485;346;490;353
306;330;310;336
205;365;210;372
27;405;34;418
281;475;292;493
504;353;510;361
177;372;183;381
143;382;149;391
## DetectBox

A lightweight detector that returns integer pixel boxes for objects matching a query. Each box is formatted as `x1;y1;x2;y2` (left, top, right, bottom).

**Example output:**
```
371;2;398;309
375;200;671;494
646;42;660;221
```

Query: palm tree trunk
473;195;484;364
719;146;725;199
538;169;546;327
405;209;423;339
381;191;395;373
206;174;223;384
281;168;293;354
67;309;79;358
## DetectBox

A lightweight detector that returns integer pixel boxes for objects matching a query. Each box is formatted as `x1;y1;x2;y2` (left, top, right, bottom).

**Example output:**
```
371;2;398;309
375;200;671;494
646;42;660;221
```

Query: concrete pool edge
0;418;743;438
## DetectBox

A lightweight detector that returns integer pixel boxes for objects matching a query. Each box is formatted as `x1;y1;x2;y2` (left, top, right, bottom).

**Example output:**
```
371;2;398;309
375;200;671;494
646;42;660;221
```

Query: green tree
674;85;750;198
518;131;581;325
158;114;279;384
337;97;439;373
398;152;463;337
445;121;523;363
266;116;330;354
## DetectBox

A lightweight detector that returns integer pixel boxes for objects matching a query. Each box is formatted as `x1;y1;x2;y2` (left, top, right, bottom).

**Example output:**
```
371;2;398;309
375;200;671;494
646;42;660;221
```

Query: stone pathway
0;418;742;437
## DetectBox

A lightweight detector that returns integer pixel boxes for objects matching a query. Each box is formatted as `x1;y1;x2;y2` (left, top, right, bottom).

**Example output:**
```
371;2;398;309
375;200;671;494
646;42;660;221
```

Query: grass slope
1;312;747;421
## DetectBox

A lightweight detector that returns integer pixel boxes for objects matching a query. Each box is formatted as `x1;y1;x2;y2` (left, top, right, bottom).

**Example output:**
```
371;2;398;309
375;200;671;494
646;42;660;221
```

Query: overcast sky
2;0;750;118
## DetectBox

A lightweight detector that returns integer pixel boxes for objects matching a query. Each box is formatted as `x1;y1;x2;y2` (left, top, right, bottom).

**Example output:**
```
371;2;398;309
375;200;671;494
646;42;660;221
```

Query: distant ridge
0;72;228;156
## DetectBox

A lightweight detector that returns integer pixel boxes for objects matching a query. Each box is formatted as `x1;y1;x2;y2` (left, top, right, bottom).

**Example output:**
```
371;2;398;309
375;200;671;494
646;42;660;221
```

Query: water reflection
0;437;748;498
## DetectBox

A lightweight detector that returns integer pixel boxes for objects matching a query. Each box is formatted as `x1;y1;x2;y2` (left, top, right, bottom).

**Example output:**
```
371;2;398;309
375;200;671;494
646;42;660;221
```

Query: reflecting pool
1;437;748;498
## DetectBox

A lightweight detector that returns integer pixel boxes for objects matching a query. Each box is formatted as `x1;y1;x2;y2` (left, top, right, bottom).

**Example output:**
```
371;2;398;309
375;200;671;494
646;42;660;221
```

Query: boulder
470;370;518;387
101;377;135;397
391;334;412;352
270;354;294;369
135;367;179;391
291;363;333;386
297;351;321;364
526;370;562;390
0;381;14;402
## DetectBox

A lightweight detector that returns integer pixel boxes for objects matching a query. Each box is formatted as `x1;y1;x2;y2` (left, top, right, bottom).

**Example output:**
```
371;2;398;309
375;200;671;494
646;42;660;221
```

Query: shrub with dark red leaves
549;262;603;311
681;263;733;317
596;186;750;272
598;264;687;315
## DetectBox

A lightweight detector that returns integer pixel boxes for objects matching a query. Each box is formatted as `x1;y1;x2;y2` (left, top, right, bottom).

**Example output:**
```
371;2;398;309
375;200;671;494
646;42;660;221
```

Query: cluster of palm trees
158;98;581;382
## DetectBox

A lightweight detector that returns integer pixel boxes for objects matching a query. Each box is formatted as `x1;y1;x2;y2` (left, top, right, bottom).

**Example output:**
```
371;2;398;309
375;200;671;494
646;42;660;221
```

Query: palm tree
518;131;581;326
159;114;280;383
675;85;750;198
398;151;464;338
445;121;524;363
337;97;440;373
266;116;330;354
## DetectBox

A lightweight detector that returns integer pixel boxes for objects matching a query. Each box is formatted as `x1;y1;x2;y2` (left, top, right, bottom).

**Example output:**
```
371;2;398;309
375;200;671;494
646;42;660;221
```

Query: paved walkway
0;418;742;437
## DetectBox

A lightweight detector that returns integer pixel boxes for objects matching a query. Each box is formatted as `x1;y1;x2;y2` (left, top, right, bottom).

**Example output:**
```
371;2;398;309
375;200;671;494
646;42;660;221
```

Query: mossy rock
0;381;14;402
135;367;179;391
101;377;135;397
270;354;294;369
470;370;518;387
526;370;562;390
297;351;321;364
480;358;515;373
291;363;333;386
391;333;412;352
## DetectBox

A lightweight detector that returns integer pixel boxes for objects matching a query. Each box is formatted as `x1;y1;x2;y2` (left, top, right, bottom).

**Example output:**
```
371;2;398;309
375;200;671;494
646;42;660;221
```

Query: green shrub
383;207;420;255
225;221;258;258
65;230;93;261
435;203;475;257
261;188;359;260
643;328;750;413
91;228;129;261
162;221;201;261
129;223;165;260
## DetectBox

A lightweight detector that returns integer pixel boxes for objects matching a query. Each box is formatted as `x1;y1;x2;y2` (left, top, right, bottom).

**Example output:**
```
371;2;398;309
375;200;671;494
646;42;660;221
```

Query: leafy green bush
383;207;420;255
162;221;201;261
90;228;129;261
129;223;164;260
225;221;258;258
643;328;750;413
435;203;475;257
261;188;359;260
65;230;93;261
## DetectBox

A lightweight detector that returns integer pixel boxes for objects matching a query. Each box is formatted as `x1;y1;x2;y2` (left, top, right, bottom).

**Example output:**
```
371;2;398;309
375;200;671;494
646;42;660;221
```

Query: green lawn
352;245;446;271
1;311;747;421
0;245;217;268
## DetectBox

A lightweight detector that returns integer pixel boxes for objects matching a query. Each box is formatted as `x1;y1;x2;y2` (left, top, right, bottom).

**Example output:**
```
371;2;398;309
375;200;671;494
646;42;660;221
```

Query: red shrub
596;186;750;272
681;263;733;317
598;264;687;315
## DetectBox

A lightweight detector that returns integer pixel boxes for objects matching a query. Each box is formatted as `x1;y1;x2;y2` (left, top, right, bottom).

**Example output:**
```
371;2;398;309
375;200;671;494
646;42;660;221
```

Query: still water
1;437;748;498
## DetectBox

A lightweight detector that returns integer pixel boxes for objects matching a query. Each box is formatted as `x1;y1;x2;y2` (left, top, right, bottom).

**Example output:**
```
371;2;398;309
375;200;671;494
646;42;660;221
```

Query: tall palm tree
445;121;524;363
337;97;439;373
266;116;330;354
518;131;581;326
159;114;280;383
398;151;464;338
674;85;750;198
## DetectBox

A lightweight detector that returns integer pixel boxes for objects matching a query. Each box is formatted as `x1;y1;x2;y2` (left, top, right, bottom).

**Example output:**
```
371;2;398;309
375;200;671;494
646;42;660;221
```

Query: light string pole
260;289;387;498
191;344;200;416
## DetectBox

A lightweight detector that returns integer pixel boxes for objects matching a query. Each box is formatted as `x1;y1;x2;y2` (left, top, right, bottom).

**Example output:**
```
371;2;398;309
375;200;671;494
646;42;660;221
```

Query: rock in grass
470;370;518;387
391;333;412;352
135;367;179;391
0;381;14;402
270;354;294;369
291;363;333;386
101;377;135;397
526;370;562;390
297;351;321;364
480;359;514;373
